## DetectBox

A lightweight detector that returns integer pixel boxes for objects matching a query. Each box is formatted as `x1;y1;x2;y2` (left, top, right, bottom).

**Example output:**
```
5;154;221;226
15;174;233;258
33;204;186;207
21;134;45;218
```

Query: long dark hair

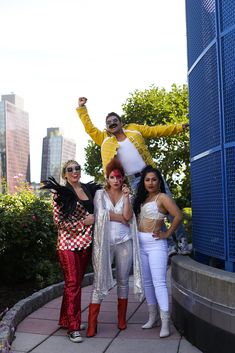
133;166;166;217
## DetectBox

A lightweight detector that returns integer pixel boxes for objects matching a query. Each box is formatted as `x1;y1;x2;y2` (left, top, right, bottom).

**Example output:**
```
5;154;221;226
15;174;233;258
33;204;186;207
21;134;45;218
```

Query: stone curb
0;272;94;353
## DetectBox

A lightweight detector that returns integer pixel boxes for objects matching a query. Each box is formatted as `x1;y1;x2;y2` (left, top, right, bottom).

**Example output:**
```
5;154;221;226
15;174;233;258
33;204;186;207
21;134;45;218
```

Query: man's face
106;115;123;135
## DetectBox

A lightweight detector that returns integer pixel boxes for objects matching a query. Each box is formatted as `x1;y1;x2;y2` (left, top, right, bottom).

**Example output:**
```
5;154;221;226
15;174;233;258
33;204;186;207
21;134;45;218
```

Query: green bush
0;178;62;288
182;207;192;243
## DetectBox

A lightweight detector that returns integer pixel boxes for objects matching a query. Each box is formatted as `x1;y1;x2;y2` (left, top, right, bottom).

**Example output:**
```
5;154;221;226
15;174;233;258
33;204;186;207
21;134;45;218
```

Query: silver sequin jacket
92;189;144;301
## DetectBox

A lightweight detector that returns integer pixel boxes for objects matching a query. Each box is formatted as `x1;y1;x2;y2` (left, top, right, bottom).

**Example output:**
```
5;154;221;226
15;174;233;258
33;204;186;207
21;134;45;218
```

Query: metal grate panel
191;152;225;258
186;0;216;68
220;0;235;31
189;44;220;158
221;30;235;143
187;0;235;269
226;147;235;260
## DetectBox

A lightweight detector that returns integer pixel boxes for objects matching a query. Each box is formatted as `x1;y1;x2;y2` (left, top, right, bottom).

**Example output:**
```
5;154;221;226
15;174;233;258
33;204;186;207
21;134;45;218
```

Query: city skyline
0;94;30;193
0;93;77;191
41;127;76;184
0;0;188;183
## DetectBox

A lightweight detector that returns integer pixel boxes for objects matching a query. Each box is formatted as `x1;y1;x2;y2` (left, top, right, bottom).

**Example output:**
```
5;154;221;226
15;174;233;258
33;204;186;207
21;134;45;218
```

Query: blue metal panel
191;152;225;259
189;44;220;158
220;0;235;32
186;0;235;270
221;30;235;143
226;147;235;261
186;0;216;68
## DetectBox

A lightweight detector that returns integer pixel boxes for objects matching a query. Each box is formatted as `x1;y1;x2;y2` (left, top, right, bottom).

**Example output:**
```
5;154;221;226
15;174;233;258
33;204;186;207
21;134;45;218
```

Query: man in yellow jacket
76;97;190;256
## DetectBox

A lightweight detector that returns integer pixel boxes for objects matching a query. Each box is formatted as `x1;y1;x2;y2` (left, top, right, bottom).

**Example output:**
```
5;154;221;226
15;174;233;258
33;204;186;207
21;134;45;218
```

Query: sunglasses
66;165;81;173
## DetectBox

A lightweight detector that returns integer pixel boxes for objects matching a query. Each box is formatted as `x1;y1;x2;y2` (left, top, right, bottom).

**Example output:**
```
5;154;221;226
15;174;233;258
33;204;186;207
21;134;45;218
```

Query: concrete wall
171;256;235;353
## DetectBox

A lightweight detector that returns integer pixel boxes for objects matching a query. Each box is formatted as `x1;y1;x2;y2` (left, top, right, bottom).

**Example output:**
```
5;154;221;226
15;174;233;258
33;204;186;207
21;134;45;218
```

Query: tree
84;141;103;182
84;84;190;207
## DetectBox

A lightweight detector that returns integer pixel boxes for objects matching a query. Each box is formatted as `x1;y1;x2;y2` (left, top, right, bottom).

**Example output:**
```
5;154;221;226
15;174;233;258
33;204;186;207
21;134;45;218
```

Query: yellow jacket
76;106;183;174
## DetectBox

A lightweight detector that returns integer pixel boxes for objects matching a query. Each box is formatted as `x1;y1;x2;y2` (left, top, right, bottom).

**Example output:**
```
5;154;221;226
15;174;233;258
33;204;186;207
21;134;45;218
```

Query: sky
0;0;188;182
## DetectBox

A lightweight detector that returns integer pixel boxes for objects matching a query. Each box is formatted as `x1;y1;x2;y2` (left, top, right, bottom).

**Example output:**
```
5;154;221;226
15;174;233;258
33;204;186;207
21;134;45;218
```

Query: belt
127;172;142;180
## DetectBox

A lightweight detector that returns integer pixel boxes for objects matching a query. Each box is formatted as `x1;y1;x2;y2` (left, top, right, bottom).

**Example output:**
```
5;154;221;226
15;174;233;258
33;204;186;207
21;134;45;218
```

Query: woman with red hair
86;158;143;337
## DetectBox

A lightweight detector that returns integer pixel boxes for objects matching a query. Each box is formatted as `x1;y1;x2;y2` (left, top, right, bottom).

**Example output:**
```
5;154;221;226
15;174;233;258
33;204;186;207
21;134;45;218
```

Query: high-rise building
40;128;76;184
0;94;30;193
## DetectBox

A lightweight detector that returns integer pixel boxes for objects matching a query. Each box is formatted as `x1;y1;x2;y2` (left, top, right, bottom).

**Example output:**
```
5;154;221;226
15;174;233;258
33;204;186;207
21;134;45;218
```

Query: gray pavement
10;272;202;353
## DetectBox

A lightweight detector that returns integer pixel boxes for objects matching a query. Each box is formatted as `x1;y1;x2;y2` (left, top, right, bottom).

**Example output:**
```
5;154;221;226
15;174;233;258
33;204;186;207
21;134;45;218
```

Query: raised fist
78;97;87;107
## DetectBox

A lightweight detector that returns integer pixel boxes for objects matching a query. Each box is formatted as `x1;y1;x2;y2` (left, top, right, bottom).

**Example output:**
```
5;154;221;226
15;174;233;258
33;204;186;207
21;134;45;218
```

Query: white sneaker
177;238;191;255
168;245;177;257
69;331;83;343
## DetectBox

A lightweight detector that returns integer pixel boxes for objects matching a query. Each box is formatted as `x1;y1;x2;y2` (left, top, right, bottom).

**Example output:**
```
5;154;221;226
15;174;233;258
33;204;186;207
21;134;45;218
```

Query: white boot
142;304;160;329
159;310;170;338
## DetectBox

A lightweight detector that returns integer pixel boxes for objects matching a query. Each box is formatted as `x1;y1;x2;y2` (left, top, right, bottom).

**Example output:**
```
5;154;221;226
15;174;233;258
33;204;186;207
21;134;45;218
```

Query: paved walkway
10;272;202;353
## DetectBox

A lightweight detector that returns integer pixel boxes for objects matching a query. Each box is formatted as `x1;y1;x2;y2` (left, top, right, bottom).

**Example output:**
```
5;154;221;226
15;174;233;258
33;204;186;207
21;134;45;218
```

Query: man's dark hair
106;112;122;122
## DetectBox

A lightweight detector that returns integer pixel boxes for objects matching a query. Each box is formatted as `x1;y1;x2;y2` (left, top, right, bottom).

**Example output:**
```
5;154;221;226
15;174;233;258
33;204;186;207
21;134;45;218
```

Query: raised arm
122;184;133;221
76;97;106;146
109;185;133;224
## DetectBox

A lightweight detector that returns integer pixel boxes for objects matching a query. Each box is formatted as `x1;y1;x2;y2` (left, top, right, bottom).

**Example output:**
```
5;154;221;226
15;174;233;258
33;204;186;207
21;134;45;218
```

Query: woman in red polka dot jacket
41;159;100;343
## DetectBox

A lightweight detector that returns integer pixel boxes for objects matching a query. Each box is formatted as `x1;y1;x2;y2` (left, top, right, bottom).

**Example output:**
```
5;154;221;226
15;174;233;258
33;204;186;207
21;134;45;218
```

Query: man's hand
78;97;87;107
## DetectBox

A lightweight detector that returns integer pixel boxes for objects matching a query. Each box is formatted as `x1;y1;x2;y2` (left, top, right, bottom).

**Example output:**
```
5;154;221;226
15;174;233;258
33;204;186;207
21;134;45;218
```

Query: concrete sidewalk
10;273;202;353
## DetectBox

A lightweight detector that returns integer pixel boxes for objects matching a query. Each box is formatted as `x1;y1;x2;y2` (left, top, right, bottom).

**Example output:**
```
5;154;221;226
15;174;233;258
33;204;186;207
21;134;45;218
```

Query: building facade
40;128;76;184
0;94;30;193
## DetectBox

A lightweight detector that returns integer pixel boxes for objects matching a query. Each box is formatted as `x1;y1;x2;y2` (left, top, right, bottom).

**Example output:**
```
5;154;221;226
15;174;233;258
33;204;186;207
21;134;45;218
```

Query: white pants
138;232;169;311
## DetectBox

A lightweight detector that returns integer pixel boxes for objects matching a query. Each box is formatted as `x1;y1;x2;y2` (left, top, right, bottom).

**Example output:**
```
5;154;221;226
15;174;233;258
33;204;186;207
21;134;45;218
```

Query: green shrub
182;207;192;243
0;178;62;287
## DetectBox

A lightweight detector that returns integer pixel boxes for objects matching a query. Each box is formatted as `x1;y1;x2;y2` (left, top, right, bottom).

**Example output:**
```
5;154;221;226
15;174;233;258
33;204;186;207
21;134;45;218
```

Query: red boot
118;298;128;330
86;303;101;337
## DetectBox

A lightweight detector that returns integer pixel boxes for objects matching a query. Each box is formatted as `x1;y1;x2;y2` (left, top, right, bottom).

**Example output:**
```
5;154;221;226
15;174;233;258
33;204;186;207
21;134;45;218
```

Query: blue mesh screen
220;0;235;31
226;147;235;260
189;44;220;158
191;152;225;258
187;0;235;269
186;0;216;68
221;30;235;143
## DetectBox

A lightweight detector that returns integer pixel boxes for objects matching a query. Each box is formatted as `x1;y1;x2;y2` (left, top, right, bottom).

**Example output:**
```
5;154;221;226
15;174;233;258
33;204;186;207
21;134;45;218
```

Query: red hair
106;158;125;178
